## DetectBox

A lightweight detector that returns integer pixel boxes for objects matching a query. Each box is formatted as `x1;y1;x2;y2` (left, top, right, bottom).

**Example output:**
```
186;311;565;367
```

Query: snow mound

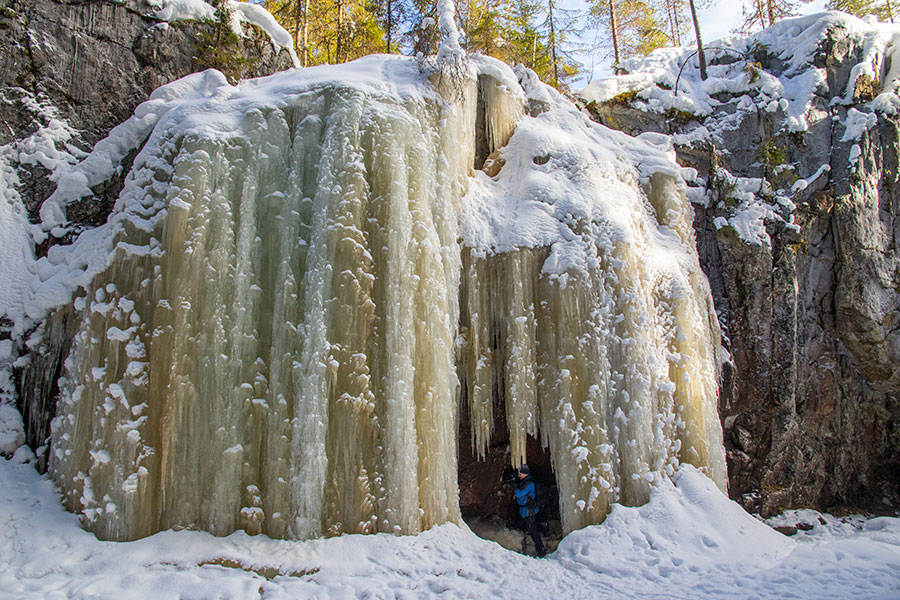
580;11;900;248
556;466;794;576
9;57;429;336
462;65;700;278
580;11;900;131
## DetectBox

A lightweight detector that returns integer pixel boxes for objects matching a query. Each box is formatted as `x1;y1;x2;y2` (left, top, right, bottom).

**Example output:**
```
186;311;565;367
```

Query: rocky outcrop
583;16;900;515
1;0;295;226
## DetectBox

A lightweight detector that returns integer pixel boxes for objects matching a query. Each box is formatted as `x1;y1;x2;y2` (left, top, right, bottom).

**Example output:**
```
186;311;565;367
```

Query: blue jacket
515;476;538;518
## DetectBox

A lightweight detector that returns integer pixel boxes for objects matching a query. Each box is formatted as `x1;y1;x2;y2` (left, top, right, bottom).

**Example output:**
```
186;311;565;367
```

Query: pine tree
459;0;508;56
827;0;896;22
660;0;686;45
739;0;812;32
608;0;621;67
540;0;581;87
588;0;669;65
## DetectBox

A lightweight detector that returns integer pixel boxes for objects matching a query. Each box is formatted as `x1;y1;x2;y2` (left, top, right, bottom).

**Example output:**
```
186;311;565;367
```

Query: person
514;463;546;557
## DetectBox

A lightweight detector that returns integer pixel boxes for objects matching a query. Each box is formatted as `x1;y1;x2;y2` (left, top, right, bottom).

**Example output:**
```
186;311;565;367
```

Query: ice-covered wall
44;53;725;541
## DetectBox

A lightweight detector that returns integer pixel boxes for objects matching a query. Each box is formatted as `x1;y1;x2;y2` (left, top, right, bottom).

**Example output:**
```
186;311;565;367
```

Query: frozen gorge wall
44;56;726;541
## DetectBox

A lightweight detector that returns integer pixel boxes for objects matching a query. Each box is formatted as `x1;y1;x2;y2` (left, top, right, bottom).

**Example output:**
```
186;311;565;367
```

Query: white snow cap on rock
150;0;300;67
580;11;900;133
580;11;900;248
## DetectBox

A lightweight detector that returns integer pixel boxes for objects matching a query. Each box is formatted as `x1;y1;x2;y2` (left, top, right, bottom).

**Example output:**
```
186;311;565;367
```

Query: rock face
2;0;294;465
1;0;295;225
584;16;900;515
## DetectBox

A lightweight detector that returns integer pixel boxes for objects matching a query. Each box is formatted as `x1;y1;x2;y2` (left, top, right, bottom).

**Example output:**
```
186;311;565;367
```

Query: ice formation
42;49;725;540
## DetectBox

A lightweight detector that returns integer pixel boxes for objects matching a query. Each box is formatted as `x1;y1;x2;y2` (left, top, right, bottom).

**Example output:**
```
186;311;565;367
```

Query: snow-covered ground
2;459;898;599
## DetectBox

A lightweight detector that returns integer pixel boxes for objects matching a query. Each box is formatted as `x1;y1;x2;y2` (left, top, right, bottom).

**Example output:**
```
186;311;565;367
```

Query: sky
578;0;830;85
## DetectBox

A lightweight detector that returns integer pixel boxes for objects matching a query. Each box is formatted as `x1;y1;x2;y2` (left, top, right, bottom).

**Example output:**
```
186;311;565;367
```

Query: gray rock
1;0;294;227
589;28;900;516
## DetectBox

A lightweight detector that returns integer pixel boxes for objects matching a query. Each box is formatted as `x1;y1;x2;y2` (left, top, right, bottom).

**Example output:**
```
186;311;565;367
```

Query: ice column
460;163;727;536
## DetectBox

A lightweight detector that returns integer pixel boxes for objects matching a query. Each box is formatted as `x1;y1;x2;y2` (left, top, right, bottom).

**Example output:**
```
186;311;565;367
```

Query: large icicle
44;53;725;543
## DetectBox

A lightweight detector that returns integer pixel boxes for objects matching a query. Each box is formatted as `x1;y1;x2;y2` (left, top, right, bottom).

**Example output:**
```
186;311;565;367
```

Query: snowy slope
2;459;898;599
580;11;900;132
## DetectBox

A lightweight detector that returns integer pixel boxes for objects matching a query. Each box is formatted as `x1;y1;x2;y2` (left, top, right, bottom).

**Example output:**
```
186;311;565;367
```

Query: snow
581;11;900;125
841;107;878;142
2;459;898;599
461;64;699;277
5;57;431;337
0;92;84;335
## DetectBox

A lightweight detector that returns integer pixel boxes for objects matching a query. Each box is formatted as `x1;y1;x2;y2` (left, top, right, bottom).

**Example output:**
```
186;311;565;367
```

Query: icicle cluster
459;79;727;535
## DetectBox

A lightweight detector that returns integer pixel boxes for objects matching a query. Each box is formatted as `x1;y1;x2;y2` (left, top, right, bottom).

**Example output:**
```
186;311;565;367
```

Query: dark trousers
523;515;546;557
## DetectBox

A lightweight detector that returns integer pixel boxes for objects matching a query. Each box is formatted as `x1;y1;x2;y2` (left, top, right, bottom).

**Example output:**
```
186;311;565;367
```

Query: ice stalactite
48;58;481;541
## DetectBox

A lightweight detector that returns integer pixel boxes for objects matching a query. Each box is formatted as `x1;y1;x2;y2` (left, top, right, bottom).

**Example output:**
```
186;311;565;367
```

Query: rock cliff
581;12;900;515
1;0;295;228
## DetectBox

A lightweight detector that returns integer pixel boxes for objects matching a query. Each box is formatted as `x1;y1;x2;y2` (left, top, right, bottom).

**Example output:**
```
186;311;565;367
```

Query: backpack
533;481;550;511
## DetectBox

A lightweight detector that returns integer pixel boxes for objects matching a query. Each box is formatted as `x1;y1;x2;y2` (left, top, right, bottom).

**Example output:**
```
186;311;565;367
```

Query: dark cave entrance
457;380;563;555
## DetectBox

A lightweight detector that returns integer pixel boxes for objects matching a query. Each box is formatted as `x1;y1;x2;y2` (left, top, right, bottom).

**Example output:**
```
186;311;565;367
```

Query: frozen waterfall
43;54;726;542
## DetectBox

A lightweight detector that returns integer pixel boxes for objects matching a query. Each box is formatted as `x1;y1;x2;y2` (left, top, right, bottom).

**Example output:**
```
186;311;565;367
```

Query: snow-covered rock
581;11;900;516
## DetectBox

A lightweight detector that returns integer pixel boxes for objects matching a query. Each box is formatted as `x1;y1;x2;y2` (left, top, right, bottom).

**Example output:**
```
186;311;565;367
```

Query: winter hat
517;464;530;475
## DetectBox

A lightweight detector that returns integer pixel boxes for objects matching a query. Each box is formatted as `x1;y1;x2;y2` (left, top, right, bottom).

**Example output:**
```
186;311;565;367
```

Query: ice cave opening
457;384;563;554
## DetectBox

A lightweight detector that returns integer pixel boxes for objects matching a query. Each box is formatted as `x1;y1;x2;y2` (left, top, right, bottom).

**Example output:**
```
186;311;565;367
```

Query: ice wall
45;53;725;542
48;58;478;541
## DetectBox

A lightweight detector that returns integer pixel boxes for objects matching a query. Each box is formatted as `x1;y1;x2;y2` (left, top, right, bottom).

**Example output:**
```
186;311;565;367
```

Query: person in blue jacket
514;464;546;557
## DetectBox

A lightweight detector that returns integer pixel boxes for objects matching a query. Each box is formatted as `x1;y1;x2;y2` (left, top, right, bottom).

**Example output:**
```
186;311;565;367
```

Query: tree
588;0;669;67
688;0;707;80
660;0;687;45
263;0;388;65
458;0;509;56
609;0;622;68
826;0;896;22
739;0;813;33
540;0;582;87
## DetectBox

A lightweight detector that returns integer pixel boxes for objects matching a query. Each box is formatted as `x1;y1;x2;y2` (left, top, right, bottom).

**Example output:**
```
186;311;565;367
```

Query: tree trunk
671;0;683;44
548;0;559;87
688;0;707;80
302;0;310;66
386;0;392;52
608;0;620;69
531;32;537;69
336;0;344;63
